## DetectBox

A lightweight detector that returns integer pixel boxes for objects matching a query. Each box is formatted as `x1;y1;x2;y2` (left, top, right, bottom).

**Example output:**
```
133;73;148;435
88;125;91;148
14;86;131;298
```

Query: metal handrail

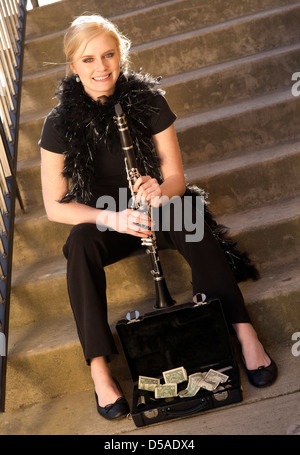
0;0;26;412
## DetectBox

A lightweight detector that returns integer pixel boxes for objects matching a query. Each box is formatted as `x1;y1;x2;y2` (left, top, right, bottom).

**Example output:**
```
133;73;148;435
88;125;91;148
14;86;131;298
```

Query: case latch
193;293;208;306
126;309;140;323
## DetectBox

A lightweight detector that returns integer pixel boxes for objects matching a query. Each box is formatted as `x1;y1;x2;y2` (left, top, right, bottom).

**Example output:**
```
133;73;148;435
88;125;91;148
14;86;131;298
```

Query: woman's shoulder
39;106;66;153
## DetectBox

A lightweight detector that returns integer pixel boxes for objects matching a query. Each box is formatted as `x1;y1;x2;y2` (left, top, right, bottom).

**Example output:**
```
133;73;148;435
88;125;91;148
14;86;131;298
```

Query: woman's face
71;32;121;100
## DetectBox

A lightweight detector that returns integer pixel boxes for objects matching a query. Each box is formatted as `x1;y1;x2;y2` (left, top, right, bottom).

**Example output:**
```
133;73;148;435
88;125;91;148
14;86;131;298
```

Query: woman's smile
71;33;121;100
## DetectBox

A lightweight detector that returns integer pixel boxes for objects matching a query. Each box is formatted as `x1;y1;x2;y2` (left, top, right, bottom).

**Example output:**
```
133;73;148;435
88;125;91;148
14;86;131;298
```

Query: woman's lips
93;73;111;81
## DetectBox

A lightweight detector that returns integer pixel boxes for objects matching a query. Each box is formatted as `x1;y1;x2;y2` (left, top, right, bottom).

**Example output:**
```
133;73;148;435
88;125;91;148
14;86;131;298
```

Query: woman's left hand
133;176;162;206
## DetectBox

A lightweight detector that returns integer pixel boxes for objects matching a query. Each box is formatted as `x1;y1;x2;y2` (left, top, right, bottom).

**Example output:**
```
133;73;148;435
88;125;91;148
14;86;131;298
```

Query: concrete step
1;376;299;434
18;88;300;183
12;192;300;272
18;41;300;162
20;2;300;118
1;345;300;435
4;275;300;412
25;0;165;39
11;192;300;341
16;137;300;218
130;3;300;77
10;249;192;328
24;0;300;75
10;229;300;335
177;88;300;166
164;42;300;117
185;140;300;216
26;0;299;40
218;195;300;271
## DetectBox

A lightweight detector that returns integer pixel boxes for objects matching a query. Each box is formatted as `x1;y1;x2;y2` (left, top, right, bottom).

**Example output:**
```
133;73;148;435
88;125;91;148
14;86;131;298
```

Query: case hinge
126;310;140;323
193;293;208;306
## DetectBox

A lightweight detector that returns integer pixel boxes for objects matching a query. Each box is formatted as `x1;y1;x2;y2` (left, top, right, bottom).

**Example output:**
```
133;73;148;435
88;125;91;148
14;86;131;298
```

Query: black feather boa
54;70;163;203
53;70;259;283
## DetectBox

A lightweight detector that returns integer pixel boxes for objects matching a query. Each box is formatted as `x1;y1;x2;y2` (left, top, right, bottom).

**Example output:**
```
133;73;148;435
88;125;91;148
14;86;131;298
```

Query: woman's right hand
99;209;153;238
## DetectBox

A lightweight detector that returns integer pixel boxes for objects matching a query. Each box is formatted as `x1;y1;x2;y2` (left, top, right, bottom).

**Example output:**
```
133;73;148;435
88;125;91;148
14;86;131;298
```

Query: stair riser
16;146;300;218
20;2;300;117
6;284;300;411
25;0;164;38
24;0;299;75
6;342;93;412
166;46;300;117
232;216;300;272
10;250;192;328
19;92;300;172
20;70;64;119
19;43;300;147
13;216;70;265
189;151;300;216
242;289;300;349
178;96;300;166
131;5;300;78
13;208;300;284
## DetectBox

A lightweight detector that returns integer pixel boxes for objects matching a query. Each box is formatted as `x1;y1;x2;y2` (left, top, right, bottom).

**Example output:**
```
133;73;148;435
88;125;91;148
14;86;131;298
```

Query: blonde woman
40;15;277;420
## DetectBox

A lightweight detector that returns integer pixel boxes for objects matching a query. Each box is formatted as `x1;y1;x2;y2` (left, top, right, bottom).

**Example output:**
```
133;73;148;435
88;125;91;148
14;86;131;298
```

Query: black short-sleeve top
39;92;176;204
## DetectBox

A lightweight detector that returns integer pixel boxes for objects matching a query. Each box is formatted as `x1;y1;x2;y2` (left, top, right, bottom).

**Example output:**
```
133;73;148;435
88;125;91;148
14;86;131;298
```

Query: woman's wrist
96;209;115;231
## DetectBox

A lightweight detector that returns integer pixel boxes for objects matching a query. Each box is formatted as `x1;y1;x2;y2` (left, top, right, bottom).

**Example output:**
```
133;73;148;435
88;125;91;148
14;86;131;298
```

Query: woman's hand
133;176;163;207
105;208;153;238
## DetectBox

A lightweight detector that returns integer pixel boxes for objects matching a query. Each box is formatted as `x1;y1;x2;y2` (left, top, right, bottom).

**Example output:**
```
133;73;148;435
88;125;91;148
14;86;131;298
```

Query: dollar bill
138;376;160;392
179;372;206;398
154;383;177;399
205;369;229;385
163;366;188;384
179;369;229;398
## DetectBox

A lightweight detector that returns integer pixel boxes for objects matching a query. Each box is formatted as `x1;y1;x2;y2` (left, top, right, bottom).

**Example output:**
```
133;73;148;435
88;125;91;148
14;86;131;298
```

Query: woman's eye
104;52;114;59
83;58;93;63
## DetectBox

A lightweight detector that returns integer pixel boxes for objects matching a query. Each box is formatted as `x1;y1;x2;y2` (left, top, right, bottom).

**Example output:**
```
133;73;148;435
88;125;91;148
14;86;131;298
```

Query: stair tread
217;194;300;233
131;2;300;52
18;136;300;175
15;177;300;232
1;341;299;434
176;87;294;130
9;259;300;357
162;41;300;88
20;84;295;132
185;139;300;181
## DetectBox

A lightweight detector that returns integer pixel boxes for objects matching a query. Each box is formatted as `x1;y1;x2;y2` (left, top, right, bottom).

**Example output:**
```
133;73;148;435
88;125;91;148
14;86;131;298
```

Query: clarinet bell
153;278;176;309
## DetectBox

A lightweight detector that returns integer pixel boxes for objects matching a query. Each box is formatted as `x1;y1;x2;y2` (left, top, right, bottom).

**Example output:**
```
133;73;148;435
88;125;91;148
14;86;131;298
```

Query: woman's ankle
90;356;122;407
232;323;270;370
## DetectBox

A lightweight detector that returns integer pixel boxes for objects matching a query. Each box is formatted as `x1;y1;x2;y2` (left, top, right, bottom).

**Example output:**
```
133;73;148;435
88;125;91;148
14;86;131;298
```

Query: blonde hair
64;15;131;75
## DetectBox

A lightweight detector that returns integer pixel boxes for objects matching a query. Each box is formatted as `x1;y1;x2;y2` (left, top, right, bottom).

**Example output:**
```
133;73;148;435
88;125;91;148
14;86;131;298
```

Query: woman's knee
63;223;103;258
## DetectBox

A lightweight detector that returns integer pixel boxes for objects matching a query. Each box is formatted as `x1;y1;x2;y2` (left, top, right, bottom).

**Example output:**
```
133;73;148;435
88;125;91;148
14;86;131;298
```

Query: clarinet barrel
114;103;175;309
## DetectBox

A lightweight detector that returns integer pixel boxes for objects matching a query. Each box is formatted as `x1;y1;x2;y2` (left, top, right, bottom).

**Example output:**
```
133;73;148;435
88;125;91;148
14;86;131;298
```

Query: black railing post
0;0;27;412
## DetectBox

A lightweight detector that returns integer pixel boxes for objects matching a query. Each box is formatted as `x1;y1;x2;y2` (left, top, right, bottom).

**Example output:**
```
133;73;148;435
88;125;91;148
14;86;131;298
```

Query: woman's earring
75;74;80;83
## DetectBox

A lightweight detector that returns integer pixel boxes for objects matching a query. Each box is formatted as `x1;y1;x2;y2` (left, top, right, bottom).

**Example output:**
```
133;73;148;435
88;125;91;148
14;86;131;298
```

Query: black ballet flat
95;380;130;420
242;353;278;388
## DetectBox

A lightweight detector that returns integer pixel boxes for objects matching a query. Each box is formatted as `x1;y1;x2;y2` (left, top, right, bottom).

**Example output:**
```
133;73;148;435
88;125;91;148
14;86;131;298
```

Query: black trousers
62;199;251;364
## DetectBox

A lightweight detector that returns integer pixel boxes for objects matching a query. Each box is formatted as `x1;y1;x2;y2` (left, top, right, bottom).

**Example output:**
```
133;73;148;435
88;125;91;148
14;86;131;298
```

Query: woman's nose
96;58;108;71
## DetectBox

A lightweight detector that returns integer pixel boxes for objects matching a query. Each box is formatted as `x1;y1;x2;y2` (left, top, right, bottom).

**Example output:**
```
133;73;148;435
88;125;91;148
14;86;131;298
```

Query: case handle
163;398;209;417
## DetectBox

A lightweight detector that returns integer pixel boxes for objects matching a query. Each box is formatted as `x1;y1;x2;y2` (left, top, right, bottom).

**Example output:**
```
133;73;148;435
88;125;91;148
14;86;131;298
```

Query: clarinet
114;103;175;309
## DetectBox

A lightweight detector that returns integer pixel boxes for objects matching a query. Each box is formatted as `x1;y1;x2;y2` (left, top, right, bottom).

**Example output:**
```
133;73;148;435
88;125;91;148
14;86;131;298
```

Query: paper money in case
154;383;177;399
138;376;160;392
116;299;243;428
162;366;188;384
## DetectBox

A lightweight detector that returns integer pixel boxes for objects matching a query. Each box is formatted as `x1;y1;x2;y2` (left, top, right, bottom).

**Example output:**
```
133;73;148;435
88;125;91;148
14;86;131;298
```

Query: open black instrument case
116;298;242;427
